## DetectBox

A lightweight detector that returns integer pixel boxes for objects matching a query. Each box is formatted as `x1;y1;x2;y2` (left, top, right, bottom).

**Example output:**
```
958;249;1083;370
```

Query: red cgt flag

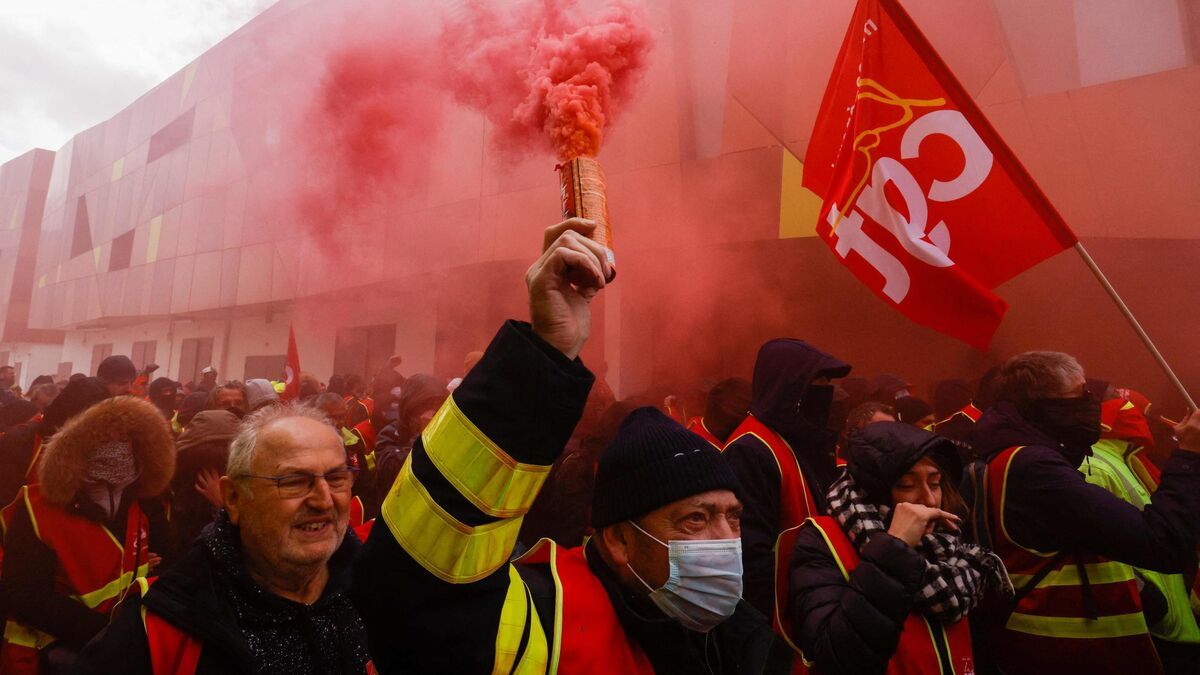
804;0;1077;349
282;323;301;402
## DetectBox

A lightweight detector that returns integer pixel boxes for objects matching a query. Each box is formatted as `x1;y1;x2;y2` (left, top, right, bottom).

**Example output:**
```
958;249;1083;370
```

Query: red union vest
349;496;365;529
726;414;820;530
774;517;974;675
1;485;150;675
984;445;1160;674
686;417;724;450
517;541;655;674
351;420;377;455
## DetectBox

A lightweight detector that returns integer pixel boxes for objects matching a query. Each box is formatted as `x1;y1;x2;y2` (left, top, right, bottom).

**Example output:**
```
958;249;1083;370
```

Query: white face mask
80;479;134;521
626;520;744;633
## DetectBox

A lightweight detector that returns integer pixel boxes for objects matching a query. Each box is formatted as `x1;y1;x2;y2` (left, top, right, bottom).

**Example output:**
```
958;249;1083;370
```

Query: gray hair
226;402;339;483
993;351;1085;410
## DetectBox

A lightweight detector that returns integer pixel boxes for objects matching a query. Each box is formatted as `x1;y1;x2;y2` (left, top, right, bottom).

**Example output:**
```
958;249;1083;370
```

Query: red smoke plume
441;0;655;160
289;9;444;255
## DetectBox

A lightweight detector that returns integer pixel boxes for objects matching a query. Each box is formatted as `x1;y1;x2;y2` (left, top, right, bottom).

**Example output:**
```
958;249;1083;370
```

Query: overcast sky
0;0;276;164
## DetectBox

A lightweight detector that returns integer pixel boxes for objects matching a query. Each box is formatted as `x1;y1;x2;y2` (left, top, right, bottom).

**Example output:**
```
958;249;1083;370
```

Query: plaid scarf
827;472;1012;623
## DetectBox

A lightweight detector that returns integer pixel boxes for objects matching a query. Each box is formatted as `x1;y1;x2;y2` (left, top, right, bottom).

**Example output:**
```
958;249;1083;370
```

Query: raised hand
526;219;610;360
887;501;961;547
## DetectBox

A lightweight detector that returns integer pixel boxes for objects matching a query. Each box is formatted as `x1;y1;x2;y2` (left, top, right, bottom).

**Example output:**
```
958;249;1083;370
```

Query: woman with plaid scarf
774;422;1011;675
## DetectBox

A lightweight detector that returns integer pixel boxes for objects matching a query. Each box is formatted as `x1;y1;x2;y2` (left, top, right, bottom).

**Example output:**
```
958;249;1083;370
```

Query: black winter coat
786;524;927;675
723;339;849;617
970;402;1200;572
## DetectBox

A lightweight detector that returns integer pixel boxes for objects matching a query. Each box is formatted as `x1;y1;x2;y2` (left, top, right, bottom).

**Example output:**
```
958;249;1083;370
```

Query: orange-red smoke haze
440;0;654;160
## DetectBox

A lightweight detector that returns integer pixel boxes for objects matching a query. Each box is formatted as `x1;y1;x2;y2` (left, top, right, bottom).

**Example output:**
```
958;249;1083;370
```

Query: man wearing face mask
351;219;772;674
0;396;173;673
722;339;851;626
969;351;1200;674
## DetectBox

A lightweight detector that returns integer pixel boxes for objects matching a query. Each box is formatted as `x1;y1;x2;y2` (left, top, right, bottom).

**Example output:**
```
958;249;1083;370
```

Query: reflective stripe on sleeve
422;396;551;518
381;458;523;584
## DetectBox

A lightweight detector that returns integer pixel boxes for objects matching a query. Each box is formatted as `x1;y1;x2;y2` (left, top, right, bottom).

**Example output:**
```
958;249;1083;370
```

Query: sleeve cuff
860;533;926;591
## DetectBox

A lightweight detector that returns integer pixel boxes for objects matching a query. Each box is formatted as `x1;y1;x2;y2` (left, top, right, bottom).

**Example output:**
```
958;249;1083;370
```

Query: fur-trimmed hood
37;395;176;507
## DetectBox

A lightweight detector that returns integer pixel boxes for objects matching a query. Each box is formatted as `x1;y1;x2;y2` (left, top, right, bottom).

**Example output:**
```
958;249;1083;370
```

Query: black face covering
1026;395;1102;465
798;385;835;429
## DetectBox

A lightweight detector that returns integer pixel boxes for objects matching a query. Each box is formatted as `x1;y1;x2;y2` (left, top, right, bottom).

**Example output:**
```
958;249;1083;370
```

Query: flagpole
1073;242;1196;410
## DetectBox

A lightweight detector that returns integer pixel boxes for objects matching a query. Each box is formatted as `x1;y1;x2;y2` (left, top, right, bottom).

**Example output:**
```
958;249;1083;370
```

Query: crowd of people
0;218;1197;674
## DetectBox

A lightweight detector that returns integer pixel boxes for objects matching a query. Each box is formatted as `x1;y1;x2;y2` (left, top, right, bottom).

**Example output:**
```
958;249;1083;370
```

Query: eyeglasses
238;467;359;498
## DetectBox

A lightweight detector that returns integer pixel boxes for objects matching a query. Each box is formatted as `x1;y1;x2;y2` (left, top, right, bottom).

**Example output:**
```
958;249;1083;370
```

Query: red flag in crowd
282;323;301;402
803;0;1077;349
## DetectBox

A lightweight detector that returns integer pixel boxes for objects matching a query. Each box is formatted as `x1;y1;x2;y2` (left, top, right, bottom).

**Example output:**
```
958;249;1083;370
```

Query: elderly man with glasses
74;403;375;674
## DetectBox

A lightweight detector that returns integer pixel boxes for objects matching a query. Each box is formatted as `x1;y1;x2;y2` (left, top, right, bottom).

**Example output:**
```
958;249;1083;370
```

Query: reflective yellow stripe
365;451;377;471
381;458;522;584
491;565;549;675
493;566;529;675
422;396;550;518
1007;561;1136;589
1006;611;1149;639
21;487;40;541
3;620;55;649
136;577;152;631
342;427;360;446
514;592;549;675
546;543;564;675
71;563;150;609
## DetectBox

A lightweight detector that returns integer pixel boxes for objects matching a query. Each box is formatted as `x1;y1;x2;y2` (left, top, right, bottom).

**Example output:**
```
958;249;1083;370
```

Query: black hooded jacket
970;401;1200;573
785;423;971;675
723;339;850;618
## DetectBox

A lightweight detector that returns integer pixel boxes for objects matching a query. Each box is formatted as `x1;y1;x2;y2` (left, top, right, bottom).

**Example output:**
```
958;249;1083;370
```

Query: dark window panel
71;196;93;259
147;108;196;164
131;340;157;371
179;336;214;386
110;230;135;272
244;354;286;381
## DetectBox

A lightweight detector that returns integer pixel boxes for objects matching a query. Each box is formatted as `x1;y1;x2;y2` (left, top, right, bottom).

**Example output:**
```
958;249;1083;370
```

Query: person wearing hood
166;409;241;561
723;339;851;625
968;351;1200;674
0;377;109;509
350;220;773;673
147;377;180;421
96;355;138;397
778;422;1008;674
0;396;174;672
687;377;752;450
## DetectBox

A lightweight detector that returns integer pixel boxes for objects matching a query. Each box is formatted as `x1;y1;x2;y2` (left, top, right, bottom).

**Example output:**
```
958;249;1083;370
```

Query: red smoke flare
441;0;654;160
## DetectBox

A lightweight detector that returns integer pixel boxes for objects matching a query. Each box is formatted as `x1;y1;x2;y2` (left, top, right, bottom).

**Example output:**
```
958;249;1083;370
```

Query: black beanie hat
97;355;137;382
591;407;742;529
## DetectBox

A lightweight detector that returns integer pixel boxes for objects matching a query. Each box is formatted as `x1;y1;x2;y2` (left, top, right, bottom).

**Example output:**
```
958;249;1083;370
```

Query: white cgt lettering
900;109;993;203
827;204;910;302
857;157;954;268
825;109;993;305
